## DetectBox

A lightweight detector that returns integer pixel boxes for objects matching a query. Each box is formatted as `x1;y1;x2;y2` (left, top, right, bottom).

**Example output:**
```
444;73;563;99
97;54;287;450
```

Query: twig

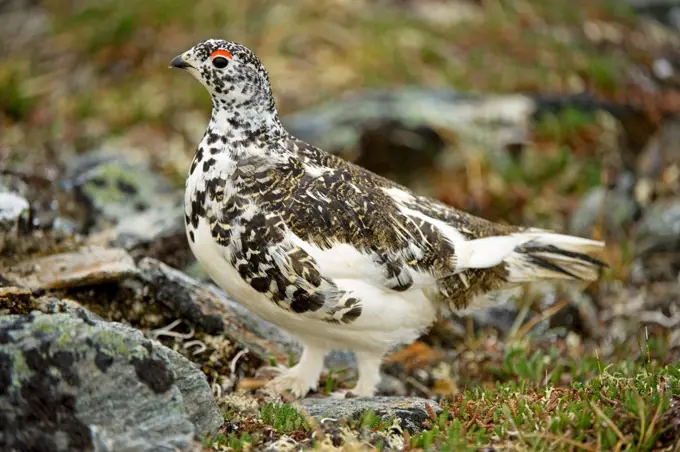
229;349;249;375
212;381;222;399
508;289;532;340
636;396;646;451
183;340;207;355
148;319;195;340
513;298;570;341
639;311;680;329
643;388;666;447
501;403;529;451
590;402;628;444
405;376;432;397
465;404;480;430
599;388;619;406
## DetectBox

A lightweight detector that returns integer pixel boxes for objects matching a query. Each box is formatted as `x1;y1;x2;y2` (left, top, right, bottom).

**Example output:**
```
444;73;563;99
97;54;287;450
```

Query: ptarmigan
170;39;606;399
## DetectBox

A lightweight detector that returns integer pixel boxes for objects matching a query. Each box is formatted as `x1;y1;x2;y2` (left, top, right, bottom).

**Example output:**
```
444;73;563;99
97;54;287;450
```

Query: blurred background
3;0;680;228
2;0;680;449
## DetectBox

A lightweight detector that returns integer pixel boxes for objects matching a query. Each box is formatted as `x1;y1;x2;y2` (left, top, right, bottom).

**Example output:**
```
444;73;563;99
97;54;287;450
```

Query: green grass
259;402;310;434
202;432;253;451
202;338;679;451
35;0;637;117
534;108;600;145
0;65;35;122
346;408;395;433
407;344;679;451
411;414;473;451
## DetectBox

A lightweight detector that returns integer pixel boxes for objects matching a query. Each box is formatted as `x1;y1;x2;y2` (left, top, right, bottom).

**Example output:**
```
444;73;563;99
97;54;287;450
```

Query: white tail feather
455;229;606;283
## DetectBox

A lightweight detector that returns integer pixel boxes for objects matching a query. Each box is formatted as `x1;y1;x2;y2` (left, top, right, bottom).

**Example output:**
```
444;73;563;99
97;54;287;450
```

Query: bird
169;39;607;399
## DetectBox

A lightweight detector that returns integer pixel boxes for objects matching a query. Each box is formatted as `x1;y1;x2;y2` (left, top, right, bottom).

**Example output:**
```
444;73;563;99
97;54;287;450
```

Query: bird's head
170;39;277;119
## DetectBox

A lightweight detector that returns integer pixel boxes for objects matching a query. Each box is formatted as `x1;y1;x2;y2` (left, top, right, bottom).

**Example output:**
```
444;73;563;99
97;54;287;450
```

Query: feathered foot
264;345;326;399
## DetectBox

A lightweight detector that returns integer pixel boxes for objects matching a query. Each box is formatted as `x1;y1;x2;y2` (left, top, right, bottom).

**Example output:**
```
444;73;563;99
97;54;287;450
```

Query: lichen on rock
0;310;222;452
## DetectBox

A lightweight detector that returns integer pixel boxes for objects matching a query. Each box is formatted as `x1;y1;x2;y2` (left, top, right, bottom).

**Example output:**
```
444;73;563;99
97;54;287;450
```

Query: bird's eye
212;56;229;69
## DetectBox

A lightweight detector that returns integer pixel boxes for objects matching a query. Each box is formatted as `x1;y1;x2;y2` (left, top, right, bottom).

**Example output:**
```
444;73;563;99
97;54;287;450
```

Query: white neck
210;107;283;140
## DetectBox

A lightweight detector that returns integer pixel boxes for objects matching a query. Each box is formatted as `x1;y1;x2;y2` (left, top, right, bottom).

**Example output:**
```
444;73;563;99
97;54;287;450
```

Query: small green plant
259;402;309;433
0;69;34;121
533;107;598;145
345;409;392;432
322;368;351;395
410;411;450;449
410;425;441;450
324;371;336;394
202;432;253;451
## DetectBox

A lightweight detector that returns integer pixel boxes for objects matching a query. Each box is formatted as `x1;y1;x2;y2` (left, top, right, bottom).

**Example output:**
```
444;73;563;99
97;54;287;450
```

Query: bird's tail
457;229;607;283
504;230;606;283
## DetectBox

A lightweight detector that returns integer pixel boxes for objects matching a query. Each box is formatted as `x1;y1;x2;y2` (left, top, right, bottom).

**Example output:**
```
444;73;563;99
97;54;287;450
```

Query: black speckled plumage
171;39;607;398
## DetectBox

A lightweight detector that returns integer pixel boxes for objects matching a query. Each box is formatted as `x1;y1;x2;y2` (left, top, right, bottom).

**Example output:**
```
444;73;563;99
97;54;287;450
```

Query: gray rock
108;204;184;251
282;88;534;174
0;191;30;252
0;174;30;198
160;344;225;436
377;374;408;397
569;187;638;239
62;150;178;228
635;199;680;254
298;396;441;434
623;0;680;7
624;0;680;30
0;0;50;54
637;116;680;181
0;171;78;237
62;150;186;257
4;246;138;290
324;350;357;372
0;311;222;452
283;88;533;152
635;115;680;206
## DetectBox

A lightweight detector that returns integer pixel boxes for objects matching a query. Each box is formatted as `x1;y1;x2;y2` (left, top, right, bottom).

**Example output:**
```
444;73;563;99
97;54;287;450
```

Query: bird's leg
353;350;384;396
266;344;326;399
331;350;384;398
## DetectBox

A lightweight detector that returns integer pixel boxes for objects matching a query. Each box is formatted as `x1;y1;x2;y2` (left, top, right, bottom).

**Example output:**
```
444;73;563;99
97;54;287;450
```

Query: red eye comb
210;49;232;59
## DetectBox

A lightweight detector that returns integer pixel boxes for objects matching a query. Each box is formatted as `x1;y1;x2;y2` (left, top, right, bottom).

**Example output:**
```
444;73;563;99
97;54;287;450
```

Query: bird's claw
265;367;316;399
329;389;356;399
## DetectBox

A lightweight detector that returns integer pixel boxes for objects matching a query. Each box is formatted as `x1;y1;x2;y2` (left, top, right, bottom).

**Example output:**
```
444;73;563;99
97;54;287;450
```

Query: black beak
169;55;192;69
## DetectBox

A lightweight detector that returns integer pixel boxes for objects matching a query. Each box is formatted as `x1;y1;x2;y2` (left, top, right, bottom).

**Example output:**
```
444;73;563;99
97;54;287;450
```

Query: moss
80;162;144;205
56;330;72;348
32;318;58;335
9;351;32;386
92;329;135;357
